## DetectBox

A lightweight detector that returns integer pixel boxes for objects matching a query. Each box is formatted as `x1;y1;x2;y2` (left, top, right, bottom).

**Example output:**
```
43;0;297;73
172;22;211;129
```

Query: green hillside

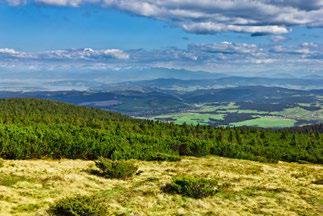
0;98;322;163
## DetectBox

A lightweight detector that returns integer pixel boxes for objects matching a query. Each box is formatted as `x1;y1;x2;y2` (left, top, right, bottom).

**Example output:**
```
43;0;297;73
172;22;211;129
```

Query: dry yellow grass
0;156;322;216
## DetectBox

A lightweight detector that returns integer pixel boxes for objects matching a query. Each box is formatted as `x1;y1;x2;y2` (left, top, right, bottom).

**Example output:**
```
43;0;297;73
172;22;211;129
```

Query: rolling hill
1;85;322;127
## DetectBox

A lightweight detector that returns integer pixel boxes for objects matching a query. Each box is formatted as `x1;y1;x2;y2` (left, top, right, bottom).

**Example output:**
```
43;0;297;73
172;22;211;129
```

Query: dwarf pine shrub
95;157;138;179
49;194;107;216
162;176;218;198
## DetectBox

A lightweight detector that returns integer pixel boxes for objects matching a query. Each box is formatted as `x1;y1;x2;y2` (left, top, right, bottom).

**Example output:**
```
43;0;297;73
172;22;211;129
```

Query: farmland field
275;107;323;122
230;116;297;128
151;102;323;128
153;113;225;126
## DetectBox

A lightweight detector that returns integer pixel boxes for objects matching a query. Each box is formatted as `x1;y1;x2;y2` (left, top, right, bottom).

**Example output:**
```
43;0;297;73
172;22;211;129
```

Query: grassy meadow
0;156;322;215
230;117;297;128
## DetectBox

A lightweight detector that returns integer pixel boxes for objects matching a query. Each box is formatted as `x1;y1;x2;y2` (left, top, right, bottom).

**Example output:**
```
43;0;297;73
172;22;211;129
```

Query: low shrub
95;157;138;179
49;194;107;216
162;176;218;198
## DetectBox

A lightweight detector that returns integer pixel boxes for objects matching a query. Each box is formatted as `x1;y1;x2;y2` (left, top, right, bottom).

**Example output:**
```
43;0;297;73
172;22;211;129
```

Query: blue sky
0;0;322;79
0;3;266;51
1;2;322;51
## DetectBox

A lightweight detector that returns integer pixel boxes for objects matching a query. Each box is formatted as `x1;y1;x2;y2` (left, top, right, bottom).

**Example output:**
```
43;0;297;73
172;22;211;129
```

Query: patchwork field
151;102;323;128
0;157;322;215
154;113;225;126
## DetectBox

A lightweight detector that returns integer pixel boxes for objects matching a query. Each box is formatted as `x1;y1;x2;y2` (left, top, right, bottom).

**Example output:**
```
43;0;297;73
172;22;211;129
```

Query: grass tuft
0;173;35;187
13;203;40;213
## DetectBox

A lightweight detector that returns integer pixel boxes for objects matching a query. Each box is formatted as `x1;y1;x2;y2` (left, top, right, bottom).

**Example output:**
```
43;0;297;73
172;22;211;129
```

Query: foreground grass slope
0;156;322;215
0;98;322;163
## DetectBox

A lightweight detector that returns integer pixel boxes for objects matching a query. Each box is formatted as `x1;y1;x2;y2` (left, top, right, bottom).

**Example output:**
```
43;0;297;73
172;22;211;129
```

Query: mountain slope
0;98;321;163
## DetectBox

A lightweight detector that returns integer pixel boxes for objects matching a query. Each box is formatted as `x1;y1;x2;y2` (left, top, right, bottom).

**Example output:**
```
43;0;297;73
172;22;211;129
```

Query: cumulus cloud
5;0;26;6
35;0;99;7
271;35;288;43
0;48;21;55
0;48;129;60
0;48;30;58
270;42;322;57
188;42;260;55
42;48;130;60
5;0;323;35
1;42;321;75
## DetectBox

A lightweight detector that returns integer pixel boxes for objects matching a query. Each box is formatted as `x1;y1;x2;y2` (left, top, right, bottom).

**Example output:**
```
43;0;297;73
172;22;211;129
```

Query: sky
1;0;323;79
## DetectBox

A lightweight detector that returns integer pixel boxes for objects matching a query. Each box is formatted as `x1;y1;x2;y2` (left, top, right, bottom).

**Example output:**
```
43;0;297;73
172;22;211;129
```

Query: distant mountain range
0;85;321;113
102;77;323;91
0;85;322;127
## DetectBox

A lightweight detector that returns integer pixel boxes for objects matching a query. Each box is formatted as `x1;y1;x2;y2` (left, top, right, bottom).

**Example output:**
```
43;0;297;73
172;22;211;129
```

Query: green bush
162;176;218;198
95;157;138;179
49;194;107;216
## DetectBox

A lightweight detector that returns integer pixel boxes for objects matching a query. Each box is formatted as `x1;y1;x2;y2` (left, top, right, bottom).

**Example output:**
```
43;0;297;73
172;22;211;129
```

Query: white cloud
270;42;322;57
35;0;99;7
0;48;20;55
0;48;129;60
271;35;288;43
0;48;30;58
100;49;129;60
6;0;26;6
6;0;323;35
182;22;289;34
0;42;322;75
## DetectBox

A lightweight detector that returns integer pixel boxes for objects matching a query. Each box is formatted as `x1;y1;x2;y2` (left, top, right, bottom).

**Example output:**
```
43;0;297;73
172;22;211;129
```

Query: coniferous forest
0;98;321;163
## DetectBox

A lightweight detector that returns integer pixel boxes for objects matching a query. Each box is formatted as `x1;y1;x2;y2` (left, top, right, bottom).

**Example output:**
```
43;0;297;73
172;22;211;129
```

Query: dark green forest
0;98;321;163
